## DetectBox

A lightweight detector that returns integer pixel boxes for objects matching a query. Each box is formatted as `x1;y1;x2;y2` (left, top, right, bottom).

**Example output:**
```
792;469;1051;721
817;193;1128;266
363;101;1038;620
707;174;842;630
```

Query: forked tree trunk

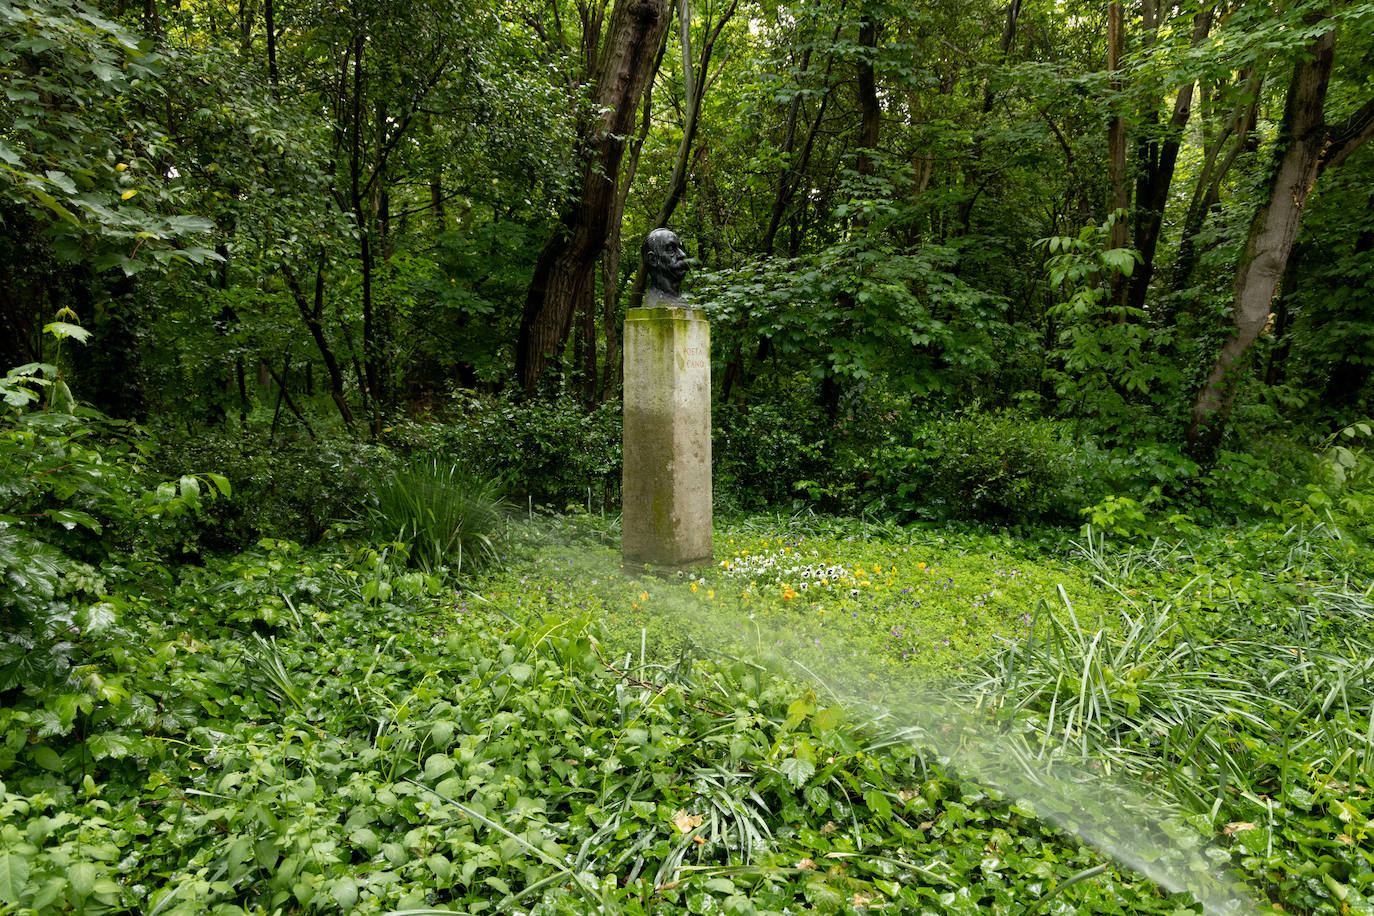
516;0;672;395
1188;26;1374;452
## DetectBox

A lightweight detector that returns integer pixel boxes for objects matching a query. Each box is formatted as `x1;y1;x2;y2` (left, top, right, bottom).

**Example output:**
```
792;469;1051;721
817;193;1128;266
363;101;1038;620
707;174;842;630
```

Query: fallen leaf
671;809;704;833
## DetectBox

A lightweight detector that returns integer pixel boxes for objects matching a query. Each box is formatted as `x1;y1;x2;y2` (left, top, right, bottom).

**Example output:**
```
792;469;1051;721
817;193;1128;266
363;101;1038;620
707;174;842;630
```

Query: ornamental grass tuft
368;456;506;574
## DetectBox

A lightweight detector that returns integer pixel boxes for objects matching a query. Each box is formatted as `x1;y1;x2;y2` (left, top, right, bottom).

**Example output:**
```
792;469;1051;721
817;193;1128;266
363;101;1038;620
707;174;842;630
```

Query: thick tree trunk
1186;27;1372;451
516;0;672;395
598;56;660;401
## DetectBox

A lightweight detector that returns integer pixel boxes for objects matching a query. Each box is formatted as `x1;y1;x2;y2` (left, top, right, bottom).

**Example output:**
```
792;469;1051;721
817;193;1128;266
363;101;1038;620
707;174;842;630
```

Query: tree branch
1319;95;1374;177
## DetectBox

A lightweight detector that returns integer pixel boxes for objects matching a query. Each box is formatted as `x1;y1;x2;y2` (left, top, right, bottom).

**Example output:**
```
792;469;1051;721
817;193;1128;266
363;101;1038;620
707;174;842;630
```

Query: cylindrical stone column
622;306;712;570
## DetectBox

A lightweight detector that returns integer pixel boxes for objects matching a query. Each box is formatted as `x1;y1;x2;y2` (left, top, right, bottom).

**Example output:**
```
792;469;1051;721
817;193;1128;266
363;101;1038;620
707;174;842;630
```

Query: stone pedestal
622;306;712;570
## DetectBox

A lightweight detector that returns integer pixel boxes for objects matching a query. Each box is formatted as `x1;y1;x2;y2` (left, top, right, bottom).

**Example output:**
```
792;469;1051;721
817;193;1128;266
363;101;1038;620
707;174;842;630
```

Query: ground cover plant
0;530;1199;916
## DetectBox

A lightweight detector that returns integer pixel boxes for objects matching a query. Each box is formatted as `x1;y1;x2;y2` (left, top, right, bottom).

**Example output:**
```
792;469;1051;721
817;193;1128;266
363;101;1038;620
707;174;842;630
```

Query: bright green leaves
1039;216;1164;415
0;1;218;274
40;321;90;343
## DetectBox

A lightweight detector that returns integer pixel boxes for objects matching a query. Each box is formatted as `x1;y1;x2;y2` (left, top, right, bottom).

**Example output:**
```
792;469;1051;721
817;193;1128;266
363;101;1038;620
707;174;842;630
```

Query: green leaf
68;861;96;900
424;754;455;780
46;508;101;532
330;877;358;910
79;602;117;634
812;705;844;733
0;851;31;903
42;321;91;343
30;745;64;772
779;756;815;789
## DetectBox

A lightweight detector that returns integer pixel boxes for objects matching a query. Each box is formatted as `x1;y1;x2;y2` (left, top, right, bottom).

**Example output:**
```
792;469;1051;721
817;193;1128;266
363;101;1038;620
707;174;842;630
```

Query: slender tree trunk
855;14;880;177
953;0;1021;232
516;0;672;395
1126;2;1213;315
239;0;256;55
284;258;356;430
761;53;835;253
263;0;279;95
1105;0;1130;311
623;0;737;313
266;356;317;441
1167;67;1265;300
721;43;837;404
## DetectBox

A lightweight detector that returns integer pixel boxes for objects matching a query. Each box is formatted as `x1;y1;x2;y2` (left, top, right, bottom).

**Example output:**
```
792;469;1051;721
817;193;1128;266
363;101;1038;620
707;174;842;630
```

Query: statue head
643;228;689;300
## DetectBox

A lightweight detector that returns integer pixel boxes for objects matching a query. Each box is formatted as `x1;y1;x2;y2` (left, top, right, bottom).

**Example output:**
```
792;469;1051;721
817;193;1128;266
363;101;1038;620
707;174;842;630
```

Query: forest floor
2;512;1371;915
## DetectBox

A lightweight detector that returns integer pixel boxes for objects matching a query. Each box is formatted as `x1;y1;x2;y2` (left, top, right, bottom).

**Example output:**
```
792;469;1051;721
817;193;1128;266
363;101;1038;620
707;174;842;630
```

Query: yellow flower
691;582;699;593
707;590;715;599
639;592;649;602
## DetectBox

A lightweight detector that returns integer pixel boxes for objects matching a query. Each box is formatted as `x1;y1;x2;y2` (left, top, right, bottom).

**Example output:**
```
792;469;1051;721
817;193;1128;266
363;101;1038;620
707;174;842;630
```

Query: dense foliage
5;0;1374;913
2;0;1371;473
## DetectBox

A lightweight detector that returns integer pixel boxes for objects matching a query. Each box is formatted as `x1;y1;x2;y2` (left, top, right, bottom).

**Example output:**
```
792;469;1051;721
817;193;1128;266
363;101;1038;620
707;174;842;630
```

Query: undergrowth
0;534;1192;915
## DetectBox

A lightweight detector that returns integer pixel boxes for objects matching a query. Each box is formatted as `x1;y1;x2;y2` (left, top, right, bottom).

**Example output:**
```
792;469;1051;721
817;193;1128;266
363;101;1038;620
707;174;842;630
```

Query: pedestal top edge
626;306;708;322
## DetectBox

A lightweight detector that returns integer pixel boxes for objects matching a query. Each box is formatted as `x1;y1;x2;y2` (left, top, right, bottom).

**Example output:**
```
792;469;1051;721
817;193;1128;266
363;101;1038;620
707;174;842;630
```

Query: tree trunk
855;13;880;177
284;257;356;430
953;0;1021;232
516;0;672;396
622;0;737;313
1105;0;1130;311
1126;2;1212;315
263;0;279;95
1187;26;1374;451
598;51;661;401
1167;67;1265;301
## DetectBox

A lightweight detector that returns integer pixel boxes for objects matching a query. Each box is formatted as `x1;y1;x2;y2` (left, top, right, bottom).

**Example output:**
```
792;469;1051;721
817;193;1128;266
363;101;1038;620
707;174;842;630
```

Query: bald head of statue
643;228;689;300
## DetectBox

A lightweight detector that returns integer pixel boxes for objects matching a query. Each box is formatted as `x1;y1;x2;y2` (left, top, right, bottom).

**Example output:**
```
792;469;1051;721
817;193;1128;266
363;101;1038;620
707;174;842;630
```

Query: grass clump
958;520;1374;914
368;455;506;573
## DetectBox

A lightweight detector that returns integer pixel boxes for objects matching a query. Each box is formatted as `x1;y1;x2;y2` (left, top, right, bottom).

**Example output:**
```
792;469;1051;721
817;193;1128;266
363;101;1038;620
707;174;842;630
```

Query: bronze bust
643;228;689;304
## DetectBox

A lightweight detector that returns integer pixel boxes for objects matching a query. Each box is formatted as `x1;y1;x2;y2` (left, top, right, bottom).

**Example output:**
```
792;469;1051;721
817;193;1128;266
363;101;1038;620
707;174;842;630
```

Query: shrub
713;378;833;512
367;456;506;574
1;362;225;692
389;391;620;511
151;432;393;549
906;409;1087;525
